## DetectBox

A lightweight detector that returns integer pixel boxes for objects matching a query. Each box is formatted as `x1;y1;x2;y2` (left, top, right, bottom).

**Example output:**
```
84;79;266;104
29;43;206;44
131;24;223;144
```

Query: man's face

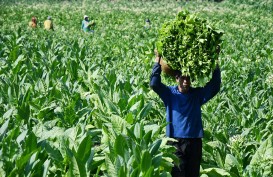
176;75;191;93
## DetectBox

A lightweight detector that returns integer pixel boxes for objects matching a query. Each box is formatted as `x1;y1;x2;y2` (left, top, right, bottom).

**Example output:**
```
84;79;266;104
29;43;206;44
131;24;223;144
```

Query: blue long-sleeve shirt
150;63;221;138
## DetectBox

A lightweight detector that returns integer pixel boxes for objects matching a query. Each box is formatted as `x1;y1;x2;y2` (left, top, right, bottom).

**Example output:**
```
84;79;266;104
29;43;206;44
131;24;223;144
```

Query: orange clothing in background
29;21;37;28
29;17;37;28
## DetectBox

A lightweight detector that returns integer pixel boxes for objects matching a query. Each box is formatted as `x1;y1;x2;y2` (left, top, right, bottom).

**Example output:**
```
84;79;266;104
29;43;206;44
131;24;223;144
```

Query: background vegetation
0;0;272;176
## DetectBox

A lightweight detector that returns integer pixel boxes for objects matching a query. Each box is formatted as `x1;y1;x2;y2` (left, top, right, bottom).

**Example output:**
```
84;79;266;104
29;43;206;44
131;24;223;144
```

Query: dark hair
175;70;182;79
175;71;192;81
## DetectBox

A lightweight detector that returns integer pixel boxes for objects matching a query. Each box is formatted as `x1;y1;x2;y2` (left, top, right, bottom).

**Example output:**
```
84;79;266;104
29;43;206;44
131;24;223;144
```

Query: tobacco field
0;0;272;176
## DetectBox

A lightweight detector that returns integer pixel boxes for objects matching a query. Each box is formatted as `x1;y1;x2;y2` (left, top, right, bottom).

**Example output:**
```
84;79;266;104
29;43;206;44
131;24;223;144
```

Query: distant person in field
150;47;221;177
44;16;54;30
29;16;37;28
144;19;151;29
81;15;95;33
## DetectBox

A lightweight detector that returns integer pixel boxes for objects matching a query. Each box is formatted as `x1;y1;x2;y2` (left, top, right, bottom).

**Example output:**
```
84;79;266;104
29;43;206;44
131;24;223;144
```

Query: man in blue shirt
150;51;221;177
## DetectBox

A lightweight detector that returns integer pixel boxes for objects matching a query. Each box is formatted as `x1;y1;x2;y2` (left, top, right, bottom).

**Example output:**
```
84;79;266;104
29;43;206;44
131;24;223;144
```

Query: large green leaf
250;135;273;165
224;154;240;176
68;155;87;177
249;135;273;176
76;136;93;164
40;140;64;162
111;114;129;133
0;118;10;141
136;102;152;120
149;139;162;156
25;151;40;176
141;150;152;172
42;159;51;177
114;134;128;158
105;154;118;177
200;168;230;177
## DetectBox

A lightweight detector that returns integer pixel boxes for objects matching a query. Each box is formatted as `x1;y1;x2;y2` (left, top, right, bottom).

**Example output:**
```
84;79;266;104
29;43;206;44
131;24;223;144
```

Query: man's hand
155;56;161;63
154;49;161;64
215;45;221;68
216;61;220;68
216;45;221;55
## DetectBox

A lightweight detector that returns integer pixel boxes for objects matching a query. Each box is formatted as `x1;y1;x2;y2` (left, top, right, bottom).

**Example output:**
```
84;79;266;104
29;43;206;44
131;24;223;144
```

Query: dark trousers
168;138;202;177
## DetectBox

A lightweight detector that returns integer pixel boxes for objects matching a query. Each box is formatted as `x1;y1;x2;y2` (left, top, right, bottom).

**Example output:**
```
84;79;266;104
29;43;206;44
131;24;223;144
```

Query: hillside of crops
0;0;272;176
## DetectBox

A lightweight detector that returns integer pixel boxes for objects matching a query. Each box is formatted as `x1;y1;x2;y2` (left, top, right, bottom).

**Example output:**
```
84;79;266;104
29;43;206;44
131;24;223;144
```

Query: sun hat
84;15;88;19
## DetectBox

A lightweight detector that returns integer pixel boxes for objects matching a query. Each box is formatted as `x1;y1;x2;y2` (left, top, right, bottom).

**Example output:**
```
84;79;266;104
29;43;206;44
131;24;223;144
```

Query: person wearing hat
44;16;54;30
29;16;38;28
144;18;151;29
81;15;95;33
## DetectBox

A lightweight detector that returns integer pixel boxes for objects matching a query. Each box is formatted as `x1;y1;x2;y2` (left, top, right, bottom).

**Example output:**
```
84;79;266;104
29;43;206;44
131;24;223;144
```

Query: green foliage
156;10;223;84
0;0;272;176
102;122;177;176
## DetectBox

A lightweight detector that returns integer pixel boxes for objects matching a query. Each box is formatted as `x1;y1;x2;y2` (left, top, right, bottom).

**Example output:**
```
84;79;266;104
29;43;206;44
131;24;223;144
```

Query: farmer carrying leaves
82;15;95;33
150;10;223;177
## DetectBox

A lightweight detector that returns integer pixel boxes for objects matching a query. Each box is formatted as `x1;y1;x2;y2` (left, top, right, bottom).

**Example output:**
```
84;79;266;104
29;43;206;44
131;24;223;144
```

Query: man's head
175;71;191;93
47;16;51;20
